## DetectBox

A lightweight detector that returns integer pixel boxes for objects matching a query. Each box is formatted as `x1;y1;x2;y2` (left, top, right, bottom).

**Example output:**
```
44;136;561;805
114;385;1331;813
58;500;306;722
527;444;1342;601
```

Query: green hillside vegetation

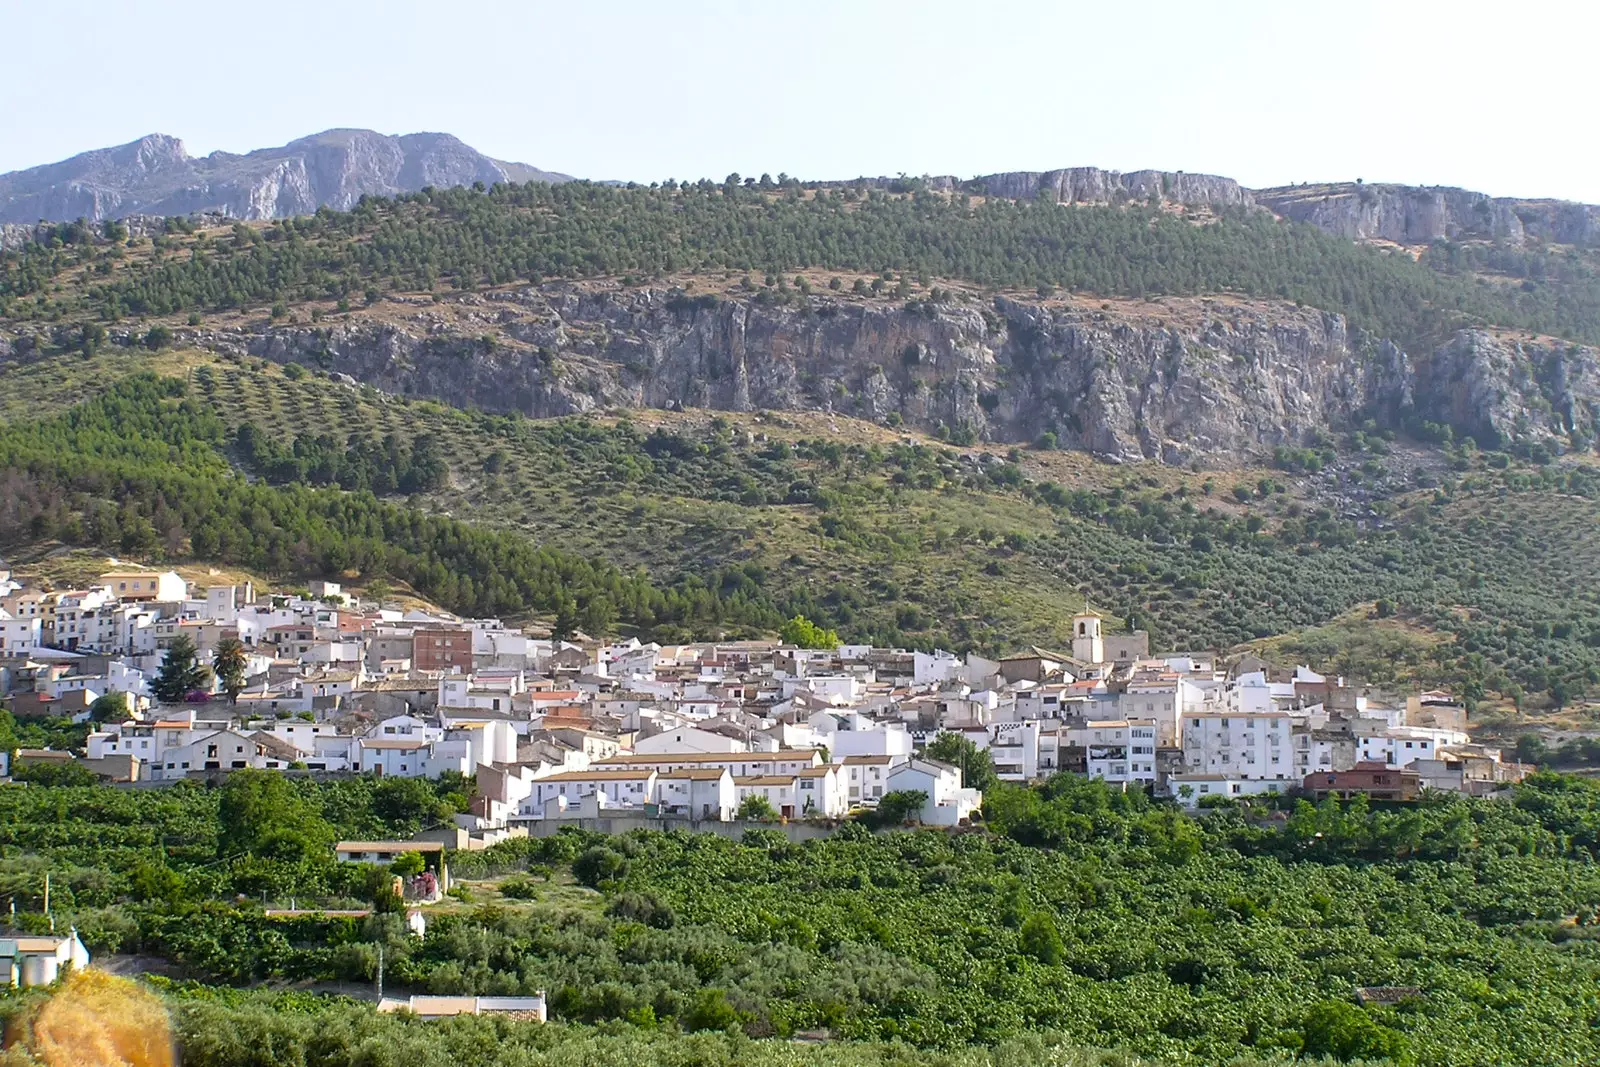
6;771;1600;1065
0;364;1597;703
4;993;1335;1067
4;180;1598;348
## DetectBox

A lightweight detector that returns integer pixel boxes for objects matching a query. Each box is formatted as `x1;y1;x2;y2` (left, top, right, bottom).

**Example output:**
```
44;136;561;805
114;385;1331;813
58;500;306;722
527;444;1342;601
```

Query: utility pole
42;872;50;919
376;944;384;1000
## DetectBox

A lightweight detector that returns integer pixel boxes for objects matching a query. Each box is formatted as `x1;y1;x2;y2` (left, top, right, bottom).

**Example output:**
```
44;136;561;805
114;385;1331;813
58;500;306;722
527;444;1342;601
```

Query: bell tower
1072;611;1103;665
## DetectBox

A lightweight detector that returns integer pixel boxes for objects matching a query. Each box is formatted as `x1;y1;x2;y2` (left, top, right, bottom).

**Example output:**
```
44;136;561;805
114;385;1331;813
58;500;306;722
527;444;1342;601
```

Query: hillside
0;348;1596;711
1;176;1599;710
2;183;1598;464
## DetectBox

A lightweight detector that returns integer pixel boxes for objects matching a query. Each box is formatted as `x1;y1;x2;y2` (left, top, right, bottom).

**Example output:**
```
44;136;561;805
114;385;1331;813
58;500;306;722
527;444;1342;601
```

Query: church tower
1072;611;1103;665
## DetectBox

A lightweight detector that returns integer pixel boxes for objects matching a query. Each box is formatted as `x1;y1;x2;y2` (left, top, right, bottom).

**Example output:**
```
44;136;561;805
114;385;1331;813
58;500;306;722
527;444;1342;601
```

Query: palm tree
212;637;248;706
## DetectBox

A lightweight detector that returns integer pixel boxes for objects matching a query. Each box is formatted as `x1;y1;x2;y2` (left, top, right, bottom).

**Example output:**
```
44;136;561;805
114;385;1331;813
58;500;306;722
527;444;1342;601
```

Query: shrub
572;845;630;888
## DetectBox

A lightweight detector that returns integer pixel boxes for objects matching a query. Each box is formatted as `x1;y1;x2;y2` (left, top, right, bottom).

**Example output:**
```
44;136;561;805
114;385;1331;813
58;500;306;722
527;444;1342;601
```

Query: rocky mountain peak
0;129;571;226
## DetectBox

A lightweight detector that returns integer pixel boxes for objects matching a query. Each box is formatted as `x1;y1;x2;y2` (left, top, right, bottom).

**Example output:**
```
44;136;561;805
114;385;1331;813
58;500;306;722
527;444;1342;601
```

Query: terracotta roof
6;936;73;953
537;769;654;782
336;840;444;853
735;775;796;786
597;749;819;766
657;768;729;780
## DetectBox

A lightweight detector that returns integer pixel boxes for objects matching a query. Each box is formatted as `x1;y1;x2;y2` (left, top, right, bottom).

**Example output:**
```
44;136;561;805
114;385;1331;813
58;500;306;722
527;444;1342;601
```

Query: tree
580;597;616;639
217;769;329;859
1515;733;1550;766
373;776;450;833
390;851;426;877
13;760;98;787
780;614;838;650
925;731;999;793
551;596;580;642
1297;1000;1408;1063
1019;912;1065;965
88;691;128;723
572;845;630;888
738;794;779;821
364;579;393;607
152;635;210;704
873;790;927;826
212;638;248;705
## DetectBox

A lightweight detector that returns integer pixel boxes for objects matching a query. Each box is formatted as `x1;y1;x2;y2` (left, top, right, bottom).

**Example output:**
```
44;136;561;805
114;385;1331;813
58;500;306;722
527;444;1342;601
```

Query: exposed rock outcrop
55;285;1585;465
852;167;1253;210
1254;183;1600;247
0;129;571;227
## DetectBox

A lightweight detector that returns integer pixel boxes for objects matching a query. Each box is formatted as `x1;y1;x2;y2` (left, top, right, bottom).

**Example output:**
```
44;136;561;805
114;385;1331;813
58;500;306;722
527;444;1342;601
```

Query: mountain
2;161;1599;706
0;128;572;225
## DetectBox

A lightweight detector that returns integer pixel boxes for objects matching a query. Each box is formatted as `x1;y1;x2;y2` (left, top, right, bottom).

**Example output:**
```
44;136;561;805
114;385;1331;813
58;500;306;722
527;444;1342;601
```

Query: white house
0;609;42;656
655;767;736;820
517;768;657;818
733;774;802;819
810;711;912;760
153;729;293;779
1358;725;1468;768
837;753;904;805
99;569;186;603
986;720;1042;781
1167;774;1290;809
635;725;747;755
1063;719;1158;785
884;758;982;826
357;738;431;777
1180;712;1297;782
795;764;848;817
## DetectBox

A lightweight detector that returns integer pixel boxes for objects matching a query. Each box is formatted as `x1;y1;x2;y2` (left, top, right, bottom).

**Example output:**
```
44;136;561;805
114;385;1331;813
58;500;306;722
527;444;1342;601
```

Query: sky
3;0;1597;201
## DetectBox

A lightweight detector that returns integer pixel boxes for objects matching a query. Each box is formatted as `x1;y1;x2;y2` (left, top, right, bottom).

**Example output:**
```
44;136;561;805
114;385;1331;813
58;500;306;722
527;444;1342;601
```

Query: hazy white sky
4;0;1596;201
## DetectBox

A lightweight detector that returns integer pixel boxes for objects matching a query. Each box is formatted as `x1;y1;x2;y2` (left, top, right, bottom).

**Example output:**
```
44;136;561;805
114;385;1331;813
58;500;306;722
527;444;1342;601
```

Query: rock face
87;286;1592;464
1254;183;1600;246
0;129;572;226
854;167;1253;209
973;168;1253;209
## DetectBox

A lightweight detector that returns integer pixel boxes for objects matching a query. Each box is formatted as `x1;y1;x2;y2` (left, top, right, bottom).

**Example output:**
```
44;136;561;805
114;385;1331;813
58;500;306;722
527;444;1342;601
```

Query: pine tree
153;635;211;704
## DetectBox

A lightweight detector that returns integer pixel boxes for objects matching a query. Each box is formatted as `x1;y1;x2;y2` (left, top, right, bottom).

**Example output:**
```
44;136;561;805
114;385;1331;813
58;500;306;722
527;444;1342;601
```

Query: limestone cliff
1254;183;1600;247
853;167;1253;210
81;285;1591;464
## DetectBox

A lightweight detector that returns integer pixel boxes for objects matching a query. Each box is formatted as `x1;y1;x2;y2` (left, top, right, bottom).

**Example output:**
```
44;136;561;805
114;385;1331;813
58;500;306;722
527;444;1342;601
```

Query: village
0;560;1532;826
